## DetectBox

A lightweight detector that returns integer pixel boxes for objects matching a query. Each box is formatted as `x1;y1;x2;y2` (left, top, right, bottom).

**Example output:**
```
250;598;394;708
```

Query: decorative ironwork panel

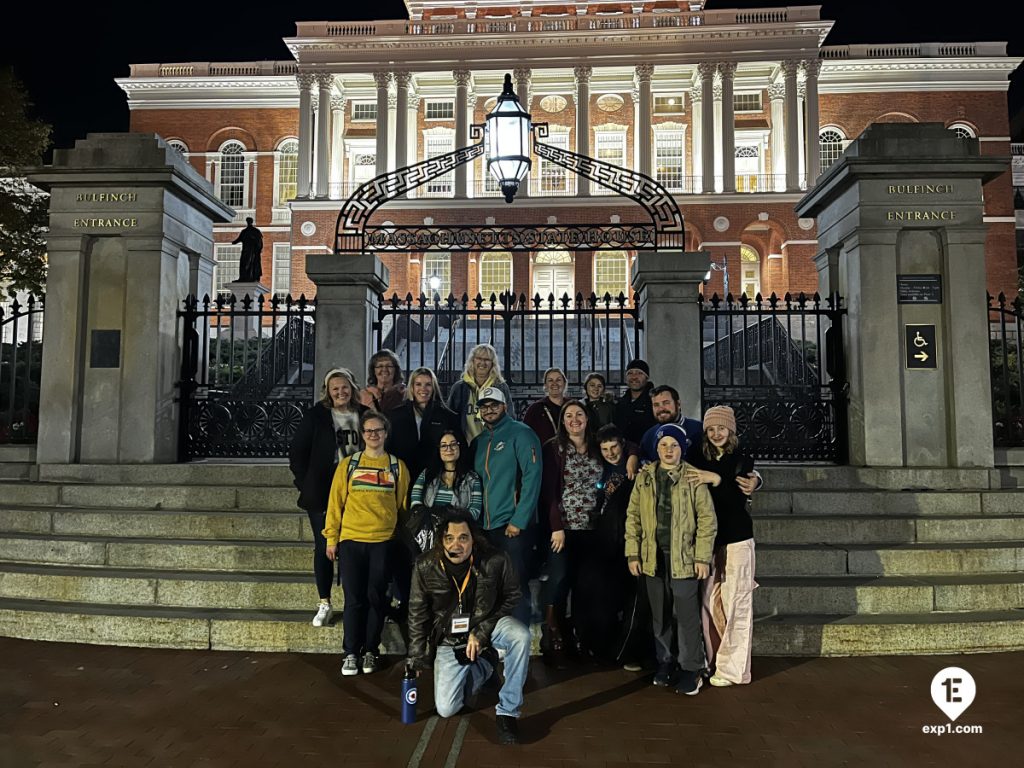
0;294;44;444
989;292;1024;447
363;224;656;252
177;293;316;460
700;291;848;463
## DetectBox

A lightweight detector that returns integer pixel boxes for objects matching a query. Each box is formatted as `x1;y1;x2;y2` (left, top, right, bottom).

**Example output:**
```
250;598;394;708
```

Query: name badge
451;613;470;634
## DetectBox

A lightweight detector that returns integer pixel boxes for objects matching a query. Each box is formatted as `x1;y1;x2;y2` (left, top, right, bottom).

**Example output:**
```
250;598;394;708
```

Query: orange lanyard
442;556;474;612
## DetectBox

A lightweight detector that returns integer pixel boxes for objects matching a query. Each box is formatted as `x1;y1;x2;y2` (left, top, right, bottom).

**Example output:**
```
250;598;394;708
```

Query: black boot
496;715;520;745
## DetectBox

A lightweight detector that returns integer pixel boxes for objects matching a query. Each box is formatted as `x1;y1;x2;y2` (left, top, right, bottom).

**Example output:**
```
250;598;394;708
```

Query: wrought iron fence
700;292;848;462
0;294;44;444
989;292;1024;447
177;293;315;460
376;291;641;416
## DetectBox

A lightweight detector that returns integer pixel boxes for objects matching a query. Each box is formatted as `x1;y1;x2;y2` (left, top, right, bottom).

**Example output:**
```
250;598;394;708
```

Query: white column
513;67;532;198
387;92;398;172
719;61;736;193
408;94;420;192
394;71;411;173
690;84;703;193
713;80;723;193
296;73;314;198
769;82;785;192
315;74;333;198
373;71;392;176
454;69;472;198
803;59;821;187
698;62;715;194
797;80;806;190
574;65;592;197
635;63;654;177
781;59;800;192
330;95;345;199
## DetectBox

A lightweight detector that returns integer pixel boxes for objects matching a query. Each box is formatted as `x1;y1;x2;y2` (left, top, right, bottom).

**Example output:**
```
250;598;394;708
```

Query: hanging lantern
485;73;532;203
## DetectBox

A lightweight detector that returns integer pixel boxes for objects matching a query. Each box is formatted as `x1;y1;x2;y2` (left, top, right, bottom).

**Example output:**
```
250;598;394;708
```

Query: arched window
479;252;513;298
593;251;629;300
740;245;761;299
275;139;299;205
819;128;845;170
167;139;189;156
218;141;246;207
949;123;975;139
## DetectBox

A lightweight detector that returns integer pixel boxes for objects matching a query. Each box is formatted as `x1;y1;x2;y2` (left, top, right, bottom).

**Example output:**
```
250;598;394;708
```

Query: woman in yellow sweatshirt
325;410;409;677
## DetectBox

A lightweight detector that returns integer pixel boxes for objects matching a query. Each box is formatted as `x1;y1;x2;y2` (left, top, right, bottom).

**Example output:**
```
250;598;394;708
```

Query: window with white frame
347;141;377;189
539;131;570;195
425;100;455;120
422;253;452;297
654;131;685;191
167;139;189;156
480;157;501;195
654;95;684;114
214;244;241;293
594;131;627;194
949;123;975;139
733;92;762;112
275;139;299;206
218;141;246;208
479;252;513;298
272;242;291;297
424;132;455;195
819;128;846;170
594;251;629;301
352;102;377;121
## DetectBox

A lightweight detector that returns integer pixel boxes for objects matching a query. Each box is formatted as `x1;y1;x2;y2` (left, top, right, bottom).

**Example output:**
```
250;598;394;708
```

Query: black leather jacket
407;547;521;670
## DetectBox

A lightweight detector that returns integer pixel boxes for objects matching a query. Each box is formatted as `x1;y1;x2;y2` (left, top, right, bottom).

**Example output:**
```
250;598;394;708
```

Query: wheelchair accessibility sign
905;325;937;370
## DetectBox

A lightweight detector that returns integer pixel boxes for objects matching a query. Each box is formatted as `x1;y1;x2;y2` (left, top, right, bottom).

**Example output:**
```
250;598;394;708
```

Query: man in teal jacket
471;386;542;624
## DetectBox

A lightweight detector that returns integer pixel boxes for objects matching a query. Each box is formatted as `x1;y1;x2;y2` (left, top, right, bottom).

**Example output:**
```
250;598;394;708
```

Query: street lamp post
704;261;729;296
485;73;532;203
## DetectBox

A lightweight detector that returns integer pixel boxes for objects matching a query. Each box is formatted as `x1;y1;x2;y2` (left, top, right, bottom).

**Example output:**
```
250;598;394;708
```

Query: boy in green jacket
625;423;717;695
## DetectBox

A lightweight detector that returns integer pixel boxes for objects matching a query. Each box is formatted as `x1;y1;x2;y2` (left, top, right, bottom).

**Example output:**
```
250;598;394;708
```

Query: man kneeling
407;509;530;745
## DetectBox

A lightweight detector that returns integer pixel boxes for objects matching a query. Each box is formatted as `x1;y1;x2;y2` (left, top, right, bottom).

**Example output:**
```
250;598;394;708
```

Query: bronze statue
232;217;264;283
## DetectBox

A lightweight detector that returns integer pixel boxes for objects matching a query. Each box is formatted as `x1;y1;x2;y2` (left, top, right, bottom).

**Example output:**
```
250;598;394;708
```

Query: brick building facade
118;1;1021;302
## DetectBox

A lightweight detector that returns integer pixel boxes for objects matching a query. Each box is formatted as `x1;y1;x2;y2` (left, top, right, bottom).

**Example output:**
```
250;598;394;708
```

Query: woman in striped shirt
406;430;483;553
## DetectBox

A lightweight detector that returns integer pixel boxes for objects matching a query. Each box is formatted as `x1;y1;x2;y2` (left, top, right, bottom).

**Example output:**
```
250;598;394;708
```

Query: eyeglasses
478;402;502;412
362;427;387;437
439;442;460;451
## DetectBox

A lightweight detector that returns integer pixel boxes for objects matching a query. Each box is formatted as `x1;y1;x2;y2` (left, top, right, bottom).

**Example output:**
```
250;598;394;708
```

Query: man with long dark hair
407;509;531;745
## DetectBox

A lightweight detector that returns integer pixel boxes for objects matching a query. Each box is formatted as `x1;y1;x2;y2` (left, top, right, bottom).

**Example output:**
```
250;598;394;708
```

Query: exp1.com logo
922;667;983;736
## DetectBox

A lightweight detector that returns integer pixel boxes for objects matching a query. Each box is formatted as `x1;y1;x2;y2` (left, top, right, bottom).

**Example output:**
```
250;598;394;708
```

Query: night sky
3;0;1022;152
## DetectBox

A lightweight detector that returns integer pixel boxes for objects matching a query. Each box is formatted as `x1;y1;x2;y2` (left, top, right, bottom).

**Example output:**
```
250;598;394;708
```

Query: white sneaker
709;675;734;687
341;654;359;676
312;602;333;627
361;651;378;674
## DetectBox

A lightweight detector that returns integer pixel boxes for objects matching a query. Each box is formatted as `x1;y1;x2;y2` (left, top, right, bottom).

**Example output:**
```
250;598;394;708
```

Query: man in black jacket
613;358;657;445
407;510;530;745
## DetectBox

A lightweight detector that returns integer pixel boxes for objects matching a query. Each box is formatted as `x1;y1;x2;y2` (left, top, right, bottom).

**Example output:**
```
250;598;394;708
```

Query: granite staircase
0;462;1022;655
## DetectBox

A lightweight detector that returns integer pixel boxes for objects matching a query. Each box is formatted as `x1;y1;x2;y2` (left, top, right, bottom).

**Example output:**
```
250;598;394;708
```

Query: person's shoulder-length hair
367;349;404;387
404;367;444;406
359;409;391;435
319;367;361;409
702;431;739;460
554;399;600;457
421;428;472;490
429;508;492;559
462;343;505;383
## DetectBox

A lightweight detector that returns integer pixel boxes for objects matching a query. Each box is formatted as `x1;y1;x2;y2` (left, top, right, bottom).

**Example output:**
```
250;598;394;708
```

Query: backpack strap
346;451;364;484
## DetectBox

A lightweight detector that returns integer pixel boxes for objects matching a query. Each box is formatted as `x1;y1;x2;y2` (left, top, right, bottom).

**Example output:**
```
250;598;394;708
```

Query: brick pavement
0;638;1019;767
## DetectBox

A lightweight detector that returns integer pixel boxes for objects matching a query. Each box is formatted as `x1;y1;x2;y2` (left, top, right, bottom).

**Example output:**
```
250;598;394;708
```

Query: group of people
289;344;760;744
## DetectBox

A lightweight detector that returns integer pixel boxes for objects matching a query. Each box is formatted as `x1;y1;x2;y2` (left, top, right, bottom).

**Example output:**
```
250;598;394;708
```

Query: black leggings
306;508;334;601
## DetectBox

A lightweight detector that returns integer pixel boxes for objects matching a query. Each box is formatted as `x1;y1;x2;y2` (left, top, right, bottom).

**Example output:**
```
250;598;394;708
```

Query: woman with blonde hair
447;343;514;441
289;367;367;628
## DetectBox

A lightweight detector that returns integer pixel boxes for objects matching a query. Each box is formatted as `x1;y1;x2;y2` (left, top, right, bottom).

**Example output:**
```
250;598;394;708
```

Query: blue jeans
433;616;531;719
484;526;533;625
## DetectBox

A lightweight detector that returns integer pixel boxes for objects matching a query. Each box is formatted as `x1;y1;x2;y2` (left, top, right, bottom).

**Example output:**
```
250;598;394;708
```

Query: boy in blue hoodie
471;387;542;624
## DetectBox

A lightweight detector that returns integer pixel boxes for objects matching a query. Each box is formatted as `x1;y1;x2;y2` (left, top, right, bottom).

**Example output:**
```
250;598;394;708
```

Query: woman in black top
289;367;366;628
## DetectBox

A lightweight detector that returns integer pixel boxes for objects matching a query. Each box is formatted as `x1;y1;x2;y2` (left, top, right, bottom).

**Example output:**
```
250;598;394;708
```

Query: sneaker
675;669;703;696
341;654;359;676
311;602;333;627
622;661;643;673
496;715;520;745
652;661;677;687
361;651;378;675
709;675;735;687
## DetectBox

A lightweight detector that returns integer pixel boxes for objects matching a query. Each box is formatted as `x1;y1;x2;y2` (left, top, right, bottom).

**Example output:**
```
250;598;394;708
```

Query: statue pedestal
226;281;270;338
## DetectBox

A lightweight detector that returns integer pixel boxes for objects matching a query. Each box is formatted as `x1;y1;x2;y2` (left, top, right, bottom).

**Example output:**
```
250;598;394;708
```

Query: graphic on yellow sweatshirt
324;452;409;545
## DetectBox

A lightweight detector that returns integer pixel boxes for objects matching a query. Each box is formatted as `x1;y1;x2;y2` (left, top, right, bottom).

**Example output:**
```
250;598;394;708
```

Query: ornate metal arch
334;122;685;254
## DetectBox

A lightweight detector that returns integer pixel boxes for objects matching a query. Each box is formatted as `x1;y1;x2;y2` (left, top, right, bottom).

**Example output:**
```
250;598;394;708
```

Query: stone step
753;514;1024;545
755;574;1024;615
0;482;300;512
753;489;1024;516
0;463;34;481
0;507;310;542
752;610;1024;656
757;542;1024;576
37;463;294;487
758;466;998;491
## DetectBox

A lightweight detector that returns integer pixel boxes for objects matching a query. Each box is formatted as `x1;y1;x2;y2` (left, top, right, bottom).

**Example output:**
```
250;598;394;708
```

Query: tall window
349;145;377;189
479;252;513;298
819;129;845;171
218;141;246;208
594;131;626;194
214;244;241;293
735;145;760;191
272;242;291;297
275;139;299;206
539;131;570;195
424;133;454;196
740;245;761;299
594;251;629;300
654;131;684;191
422;253;452;298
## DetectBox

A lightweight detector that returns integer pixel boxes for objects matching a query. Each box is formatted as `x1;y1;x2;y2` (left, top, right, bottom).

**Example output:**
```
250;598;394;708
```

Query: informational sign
905;325;937;369
897;274;943;304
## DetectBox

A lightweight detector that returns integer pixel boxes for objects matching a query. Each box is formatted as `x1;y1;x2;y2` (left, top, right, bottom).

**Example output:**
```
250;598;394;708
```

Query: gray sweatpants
645;551;705;673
